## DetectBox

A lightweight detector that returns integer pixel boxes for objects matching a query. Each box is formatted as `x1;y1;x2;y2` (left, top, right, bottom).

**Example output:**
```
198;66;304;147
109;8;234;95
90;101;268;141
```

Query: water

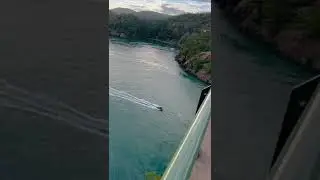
109;39;206;179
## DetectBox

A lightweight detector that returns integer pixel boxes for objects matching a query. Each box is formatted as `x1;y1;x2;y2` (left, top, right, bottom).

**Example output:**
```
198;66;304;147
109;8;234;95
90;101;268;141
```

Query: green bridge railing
161;89;211;180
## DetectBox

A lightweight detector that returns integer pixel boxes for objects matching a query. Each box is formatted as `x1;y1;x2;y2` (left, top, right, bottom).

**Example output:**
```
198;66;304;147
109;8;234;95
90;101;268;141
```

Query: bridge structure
160;74;320;180
268;74;320;180
161;86;211;180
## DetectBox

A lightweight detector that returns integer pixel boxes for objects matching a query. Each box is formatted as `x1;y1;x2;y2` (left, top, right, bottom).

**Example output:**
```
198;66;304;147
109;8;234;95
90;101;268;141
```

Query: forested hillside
109;9;212;83
109;10;210;42
111;8;170;20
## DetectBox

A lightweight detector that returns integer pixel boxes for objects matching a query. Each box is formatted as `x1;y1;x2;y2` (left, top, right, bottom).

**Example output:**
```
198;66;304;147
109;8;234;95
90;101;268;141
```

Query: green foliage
194;61;203;72
177;31;211;73
109;11;211;43
109;13;141;38
109;10;212;75
145;172;162;180
180;31;211;59
203;62;212;73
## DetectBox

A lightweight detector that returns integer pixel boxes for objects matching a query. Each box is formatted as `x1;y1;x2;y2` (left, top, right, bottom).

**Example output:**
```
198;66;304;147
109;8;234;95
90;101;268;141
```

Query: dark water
0;0;108;179
211;7;316;180
109;39;206;179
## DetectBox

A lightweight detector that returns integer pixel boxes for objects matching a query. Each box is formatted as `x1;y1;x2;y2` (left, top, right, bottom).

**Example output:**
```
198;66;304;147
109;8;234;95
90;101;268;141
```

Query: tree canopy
109;10;212;83
109;11;211;44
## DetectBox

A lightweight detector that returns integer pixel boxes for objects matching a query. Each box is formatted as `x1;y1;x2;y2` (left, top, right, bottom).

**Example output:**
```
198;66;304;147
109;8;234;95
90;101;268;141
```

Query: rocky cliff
176;51;212;84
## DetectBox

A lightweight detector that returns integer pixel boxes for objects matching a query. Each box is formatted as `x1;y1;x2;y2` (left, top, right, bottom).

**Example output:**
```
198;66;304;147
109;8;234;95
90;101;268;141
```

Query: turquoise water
109;39;206;179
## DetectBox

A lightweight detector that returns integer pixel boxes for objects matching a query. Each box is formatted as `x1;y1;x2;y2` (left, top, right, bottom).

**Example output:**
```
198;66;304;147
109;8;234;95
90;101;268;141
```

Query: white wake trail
109;92;158;110
109;87;161;110
109;88;159;108
109;88;154;107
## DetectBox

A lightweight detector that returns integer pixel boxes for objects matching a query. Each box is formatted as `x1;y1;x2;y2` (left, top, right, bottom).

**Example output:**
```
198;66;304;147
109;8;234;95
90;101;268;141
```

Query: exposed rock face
176;51;212;84
196;69;211;83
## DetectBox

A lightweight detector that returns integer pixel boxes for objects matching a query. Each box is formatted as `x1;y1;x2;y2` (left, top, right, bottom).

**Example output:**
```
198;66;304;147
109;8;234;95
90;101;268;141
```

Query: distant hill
110;8;171;20
135;11;171;20
109;9;211;83
110;8;136;15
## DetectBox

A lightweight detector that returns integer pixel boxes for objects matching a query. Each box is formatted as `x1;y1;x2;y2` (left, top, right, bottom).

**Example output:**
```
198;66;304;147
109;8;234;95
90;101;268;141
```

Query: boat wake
0;79;107;138
109;87;161;111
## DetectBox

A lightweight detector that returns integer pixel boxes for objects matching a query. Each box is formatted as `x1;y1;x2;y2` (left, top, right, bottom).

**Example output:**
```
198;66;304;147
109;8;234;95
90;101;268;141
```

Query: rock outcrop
176;51;212;84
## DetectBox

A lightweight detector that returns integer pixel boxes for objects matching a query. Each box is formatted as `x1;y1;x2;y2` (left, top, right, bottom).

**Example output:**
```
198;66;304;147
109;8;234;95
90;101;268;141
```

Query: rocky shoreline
175;51;212;84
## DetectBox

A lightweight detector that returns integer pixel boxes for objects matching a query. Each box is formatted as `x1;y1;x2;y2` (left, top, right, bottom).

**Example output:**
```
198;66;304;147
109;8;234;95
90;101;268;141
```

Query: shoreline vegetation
109;8;212;84
214;0;320;71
